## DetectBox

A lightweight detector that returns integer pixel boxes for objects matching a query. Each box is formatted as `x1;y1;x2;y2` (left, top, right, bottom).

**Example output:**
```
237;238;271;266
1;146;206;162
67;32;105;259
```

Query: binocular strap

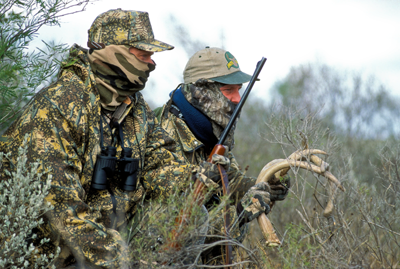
107;185;118;229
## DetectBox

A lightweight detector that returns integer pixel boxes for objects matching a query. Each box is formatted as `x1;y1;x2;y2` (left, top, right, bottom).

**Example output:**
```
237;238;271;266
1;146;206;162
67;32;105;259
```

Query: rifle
166;57;267;266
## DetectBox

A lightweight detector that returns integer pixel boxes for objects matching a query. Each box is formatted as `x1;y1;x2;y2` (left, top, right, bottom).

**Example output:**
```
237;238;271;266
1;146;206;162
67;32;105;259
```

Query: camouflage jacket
0;45;192;268
154;104;256;205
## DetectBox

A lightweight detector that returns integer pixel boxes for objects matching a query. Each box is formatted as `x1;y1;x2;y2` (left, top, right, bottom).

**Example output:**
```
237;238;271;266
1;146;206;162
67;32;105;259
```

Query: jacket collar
161;104;205;154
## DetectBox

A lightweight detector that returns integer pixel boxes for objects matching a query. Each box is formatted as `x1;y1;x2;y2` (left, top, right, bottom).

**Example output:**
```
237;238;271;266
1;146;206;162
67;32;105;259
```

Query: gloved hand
237;182;271;223
210;153;230;171
197;154;230;189
269;174;291;201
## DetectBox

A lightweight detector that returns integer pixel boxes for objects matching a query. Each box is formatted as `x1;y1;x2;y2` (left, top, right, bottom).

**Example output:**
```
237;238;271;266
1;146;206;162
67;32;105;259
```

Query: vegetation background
1;1;399;268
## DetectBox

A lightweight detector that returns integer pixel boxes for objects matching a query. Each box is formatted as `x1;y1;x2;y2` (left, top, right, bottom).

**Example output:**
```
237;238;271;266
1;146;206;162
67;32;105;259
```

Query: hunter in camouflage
154;47;291;264
0;10;224;268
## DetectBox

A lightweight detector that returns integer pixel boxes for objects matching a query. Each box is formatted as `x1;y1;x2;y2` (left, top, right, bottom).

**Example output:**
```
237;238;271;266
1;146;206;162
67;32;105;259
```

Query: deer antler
256;149;345;246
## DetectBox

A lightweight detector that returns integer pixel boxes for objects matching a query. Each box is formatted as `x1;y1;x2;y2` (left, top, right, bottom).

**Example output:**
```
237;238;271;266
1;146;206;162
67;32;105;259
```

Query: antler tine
256;159;287;185
323;181;335;218
288;149;328;160
256;159;345;192
280;149;329;175
256;149;344;247
310;155;329;173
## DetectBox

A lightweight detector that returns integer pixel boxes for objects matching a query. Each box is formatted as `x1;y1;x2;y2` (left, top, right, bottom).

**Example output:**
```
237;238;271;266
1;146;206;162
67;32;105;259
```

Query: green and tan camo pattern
181;81;237;150
154;105;256;213
155;104;256;199
88;9;173;52
88;44;155;108
241;182;271;222
155;104;257;265
0;44;191;268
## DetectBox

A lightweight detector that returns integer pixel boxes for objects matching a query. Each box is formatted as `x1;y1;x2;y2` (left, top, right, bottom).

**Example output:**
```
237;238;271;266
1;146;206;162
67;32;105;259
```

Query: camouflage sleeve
140;106;193;200
0;81;130;267
226;151;257;204
152;105;164;122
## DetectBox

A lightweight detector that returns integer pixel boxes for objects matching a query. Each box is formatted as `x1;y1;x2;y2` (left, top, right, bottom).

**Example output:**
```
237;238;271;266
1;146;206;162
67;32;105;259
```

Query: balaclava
181;79;238;150
88;45;155;110
181;47;253;150
87;8;174;110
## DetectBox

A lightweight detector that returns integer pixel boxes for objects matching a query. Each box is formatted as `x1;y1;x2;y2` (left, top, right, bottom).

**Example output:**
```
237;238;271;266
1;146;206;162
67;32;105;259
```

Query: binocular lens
119;148;140;192
91;147;140;192
91;146;117;190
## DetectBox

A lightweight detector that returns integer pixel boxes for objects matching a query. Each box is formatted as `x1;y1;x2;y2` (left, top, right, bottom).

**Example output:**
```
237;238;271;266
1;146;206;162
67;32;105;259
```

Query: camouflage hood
59;44;92;81
181;79;237;149
60;44;155;110
88;45;155;110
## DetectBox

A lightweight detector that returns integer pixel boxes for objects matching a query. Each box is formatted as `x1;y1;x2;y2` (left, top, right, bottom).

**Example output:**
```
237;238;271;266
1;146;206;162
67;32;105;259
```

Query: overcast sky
34;0;400;107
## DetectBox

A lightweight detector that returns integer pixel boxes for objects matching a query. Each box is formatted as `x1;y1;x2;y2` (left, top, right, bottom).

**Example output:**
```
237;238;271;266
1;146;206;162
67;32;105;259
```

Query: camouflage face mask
181;79;238;149
88;45;155;109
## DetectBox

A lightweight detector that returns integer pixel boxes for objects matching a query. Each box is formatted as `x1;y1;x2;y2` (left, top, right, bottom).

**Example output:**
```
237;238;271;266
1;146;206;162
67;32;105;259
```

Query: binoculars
119;148;140;191
91;146;140;191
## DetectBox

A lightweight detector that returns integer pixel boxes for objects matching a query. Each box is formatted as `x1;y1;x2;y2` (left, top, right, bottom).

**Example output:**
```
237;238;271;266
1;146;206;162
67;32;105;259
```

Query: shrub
0;135;59;268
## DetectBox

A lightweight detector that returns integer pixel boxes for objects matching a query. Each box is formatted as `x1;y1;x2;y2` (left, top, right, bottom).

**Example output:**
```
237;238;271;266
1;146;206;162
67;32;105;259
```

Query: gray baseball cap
183;47;252;84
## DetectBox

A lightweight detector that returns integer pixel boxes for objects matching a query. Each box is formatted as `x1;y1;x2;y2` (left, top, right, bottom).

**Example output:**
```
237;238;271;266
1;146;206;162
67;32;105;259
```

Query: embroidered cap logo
225;51;239;70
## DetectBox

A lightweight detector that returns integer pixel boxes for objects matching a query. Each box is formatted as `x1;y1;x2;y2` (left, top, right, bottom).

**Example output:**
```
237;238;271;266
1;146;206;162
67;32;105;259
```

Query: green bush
232;74;400;268
0;135;59;268
0;0;94;132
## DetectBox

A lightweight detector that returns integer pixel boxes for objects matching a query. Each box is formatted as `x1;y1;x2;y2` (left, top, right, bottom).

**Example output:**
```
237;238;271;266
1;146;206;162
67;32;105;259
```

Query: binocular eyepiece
91;146;140;192
118;148;140;192
91;146;117;190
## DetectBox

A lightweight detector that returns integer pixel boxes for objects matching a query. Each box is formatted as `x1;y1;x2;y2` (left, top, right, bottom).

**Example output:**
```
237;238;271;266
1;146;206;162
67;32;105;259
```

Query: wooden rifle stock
208;145;232;266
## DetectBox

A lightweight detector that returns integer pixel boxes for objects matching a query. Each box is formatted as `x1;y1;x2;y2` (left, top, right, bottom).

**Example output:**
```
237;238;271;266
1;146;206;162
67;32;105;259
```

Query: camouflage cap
183;47;252;84
88;8;174;52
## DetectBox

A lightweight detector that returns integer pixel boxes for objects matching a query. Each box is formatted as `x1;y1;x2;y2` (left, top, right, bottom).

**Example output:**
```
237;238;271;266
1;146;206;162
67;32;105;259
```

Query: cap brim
130;39;174;52
210;70;254;84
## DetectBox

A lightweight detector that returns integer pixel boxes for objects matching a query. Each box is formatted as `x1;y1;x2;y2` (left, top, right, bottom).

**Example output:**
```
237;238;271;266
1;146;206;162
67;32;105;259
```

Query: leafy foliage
0;0;94;267
0;0;94;132
125;184;270;268
0;135;59;268
1;7;399;268
232;63;400;268
125;187;210;267
271;63;400;139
